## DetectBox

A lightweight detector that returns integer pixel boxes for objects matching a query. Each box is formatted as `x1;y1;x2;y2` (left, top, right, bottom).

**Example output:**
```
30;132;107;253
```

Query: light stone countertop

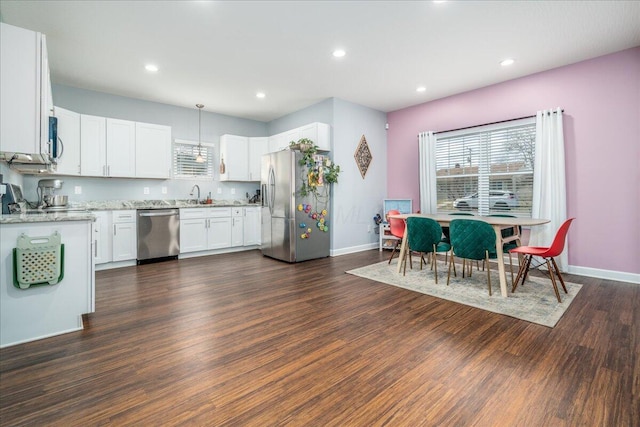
0;200;261;224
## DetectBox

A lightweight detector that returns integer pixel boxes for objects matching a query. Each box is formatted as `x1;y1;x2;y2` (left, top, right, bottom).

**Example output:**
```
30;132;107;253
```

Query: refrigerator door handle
268;165;276;214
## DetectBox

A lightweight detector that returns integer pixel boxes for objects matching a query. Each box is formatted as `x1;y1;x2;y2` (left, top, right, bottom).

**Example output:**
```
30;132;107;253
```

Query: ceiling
1;1;639;122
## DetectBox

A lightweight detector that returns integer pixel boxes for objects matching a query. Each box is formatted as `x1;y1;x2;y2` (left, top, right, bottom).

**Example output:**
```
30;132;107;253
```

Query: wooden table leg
493;225;508;297
396;225;408;274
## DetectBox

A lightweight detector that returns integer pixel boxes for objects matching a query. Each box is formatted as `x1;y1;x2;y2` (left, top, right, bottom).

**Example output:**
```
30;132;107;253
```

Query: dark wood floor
0;249;638;426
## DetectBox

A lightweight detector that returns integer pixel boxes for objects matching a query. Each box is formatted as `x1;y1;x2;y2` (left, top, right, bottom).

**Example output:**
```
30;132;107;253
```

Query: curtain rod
432;109;564;135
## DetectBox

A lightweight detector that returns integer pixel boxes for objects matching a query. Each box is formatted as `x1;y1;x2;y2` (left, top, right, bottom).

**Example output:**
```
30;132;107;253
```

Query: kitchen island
0;211;95;347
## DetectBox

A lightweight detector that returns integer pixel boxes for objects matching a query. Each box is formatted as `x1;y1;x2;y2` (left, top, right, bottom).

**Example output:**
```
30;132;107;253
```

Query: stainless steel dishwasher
136;209;180;264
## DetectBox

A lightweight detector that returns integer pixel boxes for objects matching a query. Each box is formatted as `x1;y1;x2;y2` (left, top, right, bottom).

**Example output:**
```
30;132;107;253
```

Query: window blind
173;140;214;179
435;118;535;216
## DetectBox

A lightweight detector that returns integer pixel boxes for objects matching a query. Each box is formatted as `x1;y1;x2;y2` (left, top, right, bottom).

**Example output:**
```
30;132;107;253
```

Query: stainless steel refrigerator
261;150;330;262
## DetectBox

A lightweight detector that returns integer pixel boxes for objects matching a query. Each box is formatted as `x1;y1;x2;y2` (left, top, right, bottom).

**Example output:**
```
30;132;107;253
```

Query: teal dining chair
402;217;452;283
447;218;504;296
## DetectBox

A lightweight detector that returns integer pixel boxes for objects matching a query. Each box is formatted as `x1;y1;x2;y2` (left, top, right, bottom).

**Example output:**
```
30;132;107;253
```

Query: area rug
346;258;582;327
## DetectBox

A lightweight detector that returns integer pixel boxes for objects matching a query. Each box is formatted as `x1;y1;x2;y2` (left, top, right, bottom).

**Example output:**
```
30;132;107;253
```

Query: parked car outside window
453;190;519;211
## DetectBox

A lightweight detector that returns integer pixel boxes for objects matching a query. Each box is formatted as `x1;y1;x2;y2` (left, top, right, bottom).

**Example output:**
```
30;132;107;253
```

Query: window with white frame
173;139;214;179
435;117;535;216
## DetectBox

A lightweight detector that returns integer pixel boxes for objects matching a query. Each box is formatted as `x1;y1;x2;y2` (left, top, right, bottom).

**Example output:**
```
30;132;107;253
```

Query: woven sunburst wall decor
354;135;372;179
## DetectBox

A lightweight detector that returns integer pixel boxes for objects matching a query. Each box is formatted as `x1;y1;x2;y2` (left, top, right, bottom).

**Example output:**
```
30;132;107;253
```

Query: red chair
387;210;410;268
509;218;574;302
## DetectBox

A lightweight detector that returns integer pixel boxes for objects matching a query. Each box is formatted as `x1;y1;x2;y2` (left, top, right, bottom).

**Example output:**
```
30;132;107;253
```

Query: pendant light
195;104;204;163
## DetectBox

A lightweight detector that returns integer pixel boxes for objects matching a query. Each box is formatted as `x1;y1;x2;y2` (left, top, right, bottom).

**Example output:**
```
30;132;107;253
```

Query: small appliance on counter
1;182;26;214
37;179;68;209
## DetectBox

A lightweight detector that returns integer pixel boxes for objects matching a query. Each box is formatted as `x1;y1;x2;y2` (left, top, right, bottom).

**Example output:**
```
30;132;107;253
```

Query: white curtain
418;131;438;214
530;108;568;270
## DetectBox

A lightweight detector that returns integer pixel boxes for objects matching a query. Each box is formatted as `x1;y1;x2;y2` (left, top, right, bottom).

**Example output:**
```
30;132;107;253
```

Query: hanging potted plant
289;139;341;200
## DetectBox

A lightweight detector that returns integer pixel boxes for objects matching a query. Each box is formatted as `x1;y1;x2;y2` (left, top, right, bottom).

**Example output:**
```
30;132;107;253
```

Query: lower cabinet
231;207;244;247
93;211;112;264
94;210;137;264
243;207;261;246
179;208;232;253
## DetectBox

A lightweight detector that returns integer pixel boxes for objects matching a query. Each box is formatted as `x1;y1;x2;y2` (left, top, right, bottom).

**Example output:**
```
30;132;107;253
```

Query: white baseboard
567;265;640;284
331;242;378;257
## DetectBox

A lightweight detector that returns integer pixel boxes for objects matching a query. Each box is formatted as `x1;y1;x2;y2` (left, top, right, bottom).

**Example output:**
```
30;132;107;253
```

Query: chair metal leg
546;259;562;302
447;250;454;286
508;252;514;288
550;257;568;294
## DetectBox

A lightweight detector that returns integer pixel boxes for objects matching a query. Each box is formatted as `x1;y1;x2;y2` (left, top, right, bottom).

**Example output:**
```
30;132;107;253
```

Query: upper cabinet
248;137;268;181
57;109;170;179
135;122;172;179
0;23;53;156
106;118;136;177
80;114;107;176
268;122;331;153
219;134;249;181
219;135;269;182
53;107;81;175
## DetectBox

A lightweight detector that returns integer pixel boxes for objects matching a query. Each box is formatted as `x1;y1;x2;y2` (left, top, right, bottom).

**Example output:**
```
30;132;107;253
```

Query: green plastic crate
13;232;65;289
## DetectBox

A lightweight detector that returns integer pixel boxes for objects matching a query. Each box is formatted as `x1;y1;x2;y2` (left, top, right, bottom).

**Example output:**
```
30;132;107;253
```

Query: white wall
331;99;387;254
267;97;387;255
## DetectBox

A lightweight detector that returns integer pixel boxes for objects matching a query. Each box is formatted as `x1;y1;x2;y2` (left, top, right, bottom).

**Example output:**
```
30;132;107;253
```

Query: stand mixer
38;179;68;209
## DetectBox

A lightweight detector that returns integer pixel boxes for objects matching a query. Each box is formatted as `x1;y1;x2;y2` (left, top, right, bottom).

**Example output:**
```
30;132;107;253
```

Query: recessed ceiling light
332;49;346;58
500;58;515;67
433;1;447;3
256;92;266;99
145;64;158;72
416;86;427;92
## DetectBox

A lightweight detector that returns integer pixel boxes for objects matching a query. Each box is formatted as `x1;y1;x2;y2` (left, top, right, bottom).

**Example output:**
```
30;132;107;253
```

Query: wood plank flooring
1;249;638;426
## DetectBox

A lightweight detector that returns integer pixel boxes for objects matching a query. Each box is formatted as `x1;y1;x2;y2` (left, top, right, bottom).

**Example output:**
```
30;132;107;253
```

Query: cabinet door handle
113;225;116;236
94;240;97;257
107;165;111;176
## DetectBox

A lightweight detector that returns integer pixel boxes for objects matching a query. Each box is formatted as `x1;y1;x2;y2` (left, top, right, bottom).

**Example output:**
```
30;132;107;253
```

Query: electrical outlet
143;187;150;195
217;188;222;194
161;186;167;194
230;188;236;195
74;186;82;195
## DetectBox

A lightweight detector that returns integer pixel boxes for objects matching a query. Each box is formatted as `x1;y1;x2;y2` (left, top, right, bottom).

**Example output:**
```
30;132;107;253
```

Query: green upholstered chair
403;217;451;283
441;212;474;244
446;219;500;296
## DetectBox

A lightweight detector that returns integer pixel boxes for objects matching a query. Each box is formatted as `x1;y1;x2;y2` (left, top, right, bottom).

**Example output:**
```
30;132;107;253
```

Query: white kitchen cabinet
267;123;330;154
243;206;261;246
0;23;53;156
93;211;112;264
80;116;137;177
180;218;208;253
135;122;171;178
231;207;244;247
80;114;107;176
112;210;137;262
268;132;290;153
249;137;269;181
209;217;233;249
106;118;136;177
179;208;232;253
53;106;81;175
300;122;331;151
219;134;249;181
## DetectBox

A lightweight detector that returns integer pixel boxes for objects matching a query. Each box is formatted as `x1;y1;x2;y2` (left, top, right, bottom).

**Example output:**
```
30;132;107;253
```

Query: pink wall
387;47;640;275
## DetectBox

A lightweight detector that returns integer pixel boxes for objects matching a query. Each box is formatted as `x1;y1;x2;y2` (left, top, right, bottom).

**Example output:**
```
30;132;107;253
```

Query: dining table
389;213;550;297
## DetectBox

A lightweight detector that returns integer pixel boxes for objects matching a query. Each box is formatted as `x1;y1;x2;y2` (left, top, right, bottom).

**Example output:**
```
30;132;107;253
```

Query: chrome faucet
189;184;201;203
